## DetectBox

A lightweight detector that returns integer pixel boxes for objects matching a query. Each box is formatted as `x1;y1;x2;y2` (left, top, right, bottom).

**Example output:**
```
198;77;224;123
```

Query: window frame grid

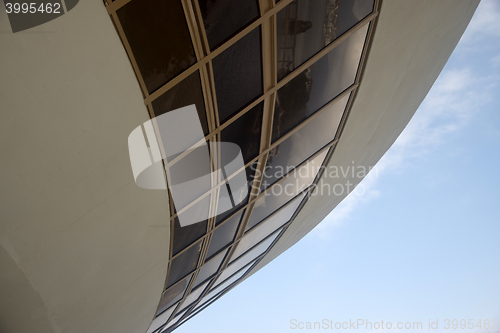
106;0;381;331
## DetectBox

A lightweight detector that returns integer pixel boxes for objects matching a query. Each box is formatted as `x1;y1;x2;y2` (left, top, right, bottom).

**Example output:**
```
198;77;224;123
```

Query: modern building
0;0;479;332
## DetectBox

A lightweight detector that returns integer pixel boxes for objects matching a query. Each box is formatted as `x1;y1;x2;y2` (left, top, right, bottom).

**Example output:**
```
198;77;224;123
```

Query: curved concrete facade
254;0;479;274
0;1;169;333
0;0;480;332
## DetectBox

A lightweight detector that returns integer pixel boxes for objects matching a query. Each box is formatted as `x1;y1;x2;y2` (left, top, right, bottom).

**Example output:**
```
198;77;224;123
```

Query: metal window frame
104;0;381;330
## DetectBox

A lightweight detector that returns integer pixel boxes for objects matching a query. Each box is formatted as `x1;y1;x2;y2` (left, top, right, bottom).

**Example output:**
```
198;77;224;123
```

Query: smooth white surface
0;1;170;333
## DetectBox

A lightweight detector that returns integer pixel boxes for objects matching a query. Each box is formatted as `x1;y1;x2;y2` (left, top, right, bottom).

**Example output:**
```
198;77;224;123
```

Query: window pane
167;240;203;288
161;309;188;332
205;263;252;301
221;231;279;280
263;94;349;190
117;0;197;94
207;210;243;259
244;191;305;234
198;0;260;50
149;304;176;333
156;274;191;316
276;0;373;81
273;24;368;142
215;162;256;224
178;280;211;312
213;27;263;123
251;151;327;228
172;213;207;257
220;102;263;164
194;249;228;287
152;71;209;136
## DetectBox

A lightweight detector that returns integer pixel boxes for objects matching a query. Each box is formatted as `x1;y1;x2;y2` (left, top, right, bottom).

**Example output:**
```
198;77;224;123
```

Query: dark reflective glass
167;240;203;288
220;102;263;164
276;0;373;81
213;27;263;123
172;214;207;256
178;280;211;313
250;150;327;228
117;0;197;94
156;274;191;315
207;210;243;259
262;93;349;190
152;71;209;136
194;249;228;287
215;164;255;224
169;144;212;209
198;0;260;50
273;24;368;142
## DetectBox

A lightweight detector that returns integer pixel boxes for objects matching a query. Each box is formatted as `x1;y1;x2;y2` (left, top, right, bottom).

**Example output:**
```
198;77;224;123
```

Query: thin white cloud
313;0;500;239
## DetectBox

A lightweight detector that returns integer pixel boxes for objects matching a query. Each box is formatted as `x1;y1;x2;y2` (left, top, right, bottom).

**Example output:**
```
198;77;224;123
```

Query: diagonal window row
106;0;377;331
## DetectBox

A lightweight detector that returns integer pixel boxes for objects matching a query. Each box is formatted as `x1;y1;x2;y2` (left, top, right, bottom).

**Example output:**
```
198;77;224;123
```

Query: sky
177;1;500;332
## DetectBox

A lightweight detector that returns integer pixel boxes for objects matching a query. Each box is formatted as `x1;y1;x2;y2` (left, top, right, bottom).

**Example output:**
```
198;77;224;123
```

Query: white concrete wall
253;0;479;276
0;1;169;333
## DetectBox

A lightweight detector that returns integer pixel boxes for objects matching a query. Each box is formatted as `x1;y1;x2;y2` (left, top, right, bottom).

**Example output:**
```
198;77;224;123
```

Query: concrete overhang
0;1;169;333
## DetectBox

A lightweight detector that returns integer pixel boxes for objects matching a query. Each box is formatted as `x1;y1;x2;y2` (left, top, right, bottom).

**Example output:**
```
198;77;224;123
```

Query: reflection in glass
172;214;207;256
178;280;211;312
149;304;176;333
220;102;263;164
215;162;256;224
167;240;203;288
194;249;228;287
251;150;327;228
202;263;252;306
117;0;196;94
207;210;243;258
198;0;260;50
156;275;191;316
152;71;209;136
221;231;279;280
273;24;368;142
161;309;188;332
276;0;373;81
213;27;263;123
244;191;305;234
263;93;349;190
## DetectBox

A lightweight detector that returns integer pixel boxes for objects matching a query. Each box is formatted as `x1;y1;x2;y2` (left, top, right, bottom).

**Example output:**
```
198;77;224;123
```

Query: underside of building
0;0;479;332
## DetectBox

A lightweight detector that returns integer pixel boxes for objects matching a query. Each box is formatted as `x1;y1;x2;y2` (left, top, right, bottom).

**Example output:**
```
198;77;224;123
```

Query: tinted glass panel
276;0;373;81
198;0;260;50
156;274;191;315
117;0;197;94
273;24;368;142
194;249;228;287
167;240;203;288
149;304;176;333
152;71;209;136
162;309;187;332
178;280;210;312
207;210;243;258
215;163;256;224
172;214;207;256
222;231;279;278
206;263;251;299
250;151;327;228
263;94;349;190
213;27;263;123
244;191;305;233
220;102;263;164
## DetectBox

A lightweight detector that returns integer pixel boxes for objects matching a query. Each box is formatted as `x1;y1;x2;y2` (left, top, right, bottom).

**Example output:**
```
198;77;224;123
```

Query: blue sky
177;1;500;332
